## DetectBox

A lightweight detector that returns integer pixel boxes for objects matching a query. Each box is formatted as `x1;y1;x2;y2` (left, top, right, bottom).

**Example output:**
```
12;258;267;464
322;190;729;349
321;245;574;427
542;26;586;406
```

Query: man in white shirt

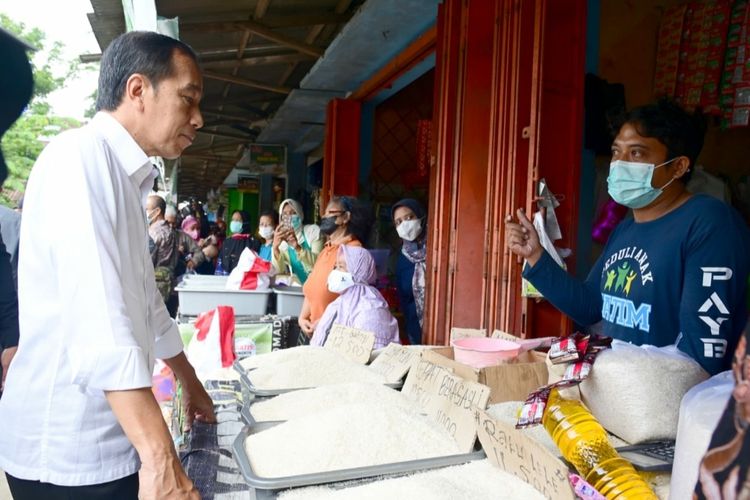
0;31;214;499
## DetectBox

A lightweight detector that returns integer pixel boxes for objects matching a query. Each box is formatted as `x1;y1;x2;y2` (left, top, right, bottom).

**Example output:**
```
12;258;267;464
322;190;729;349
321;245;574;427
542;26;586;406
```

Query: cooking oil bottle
542;389;658;499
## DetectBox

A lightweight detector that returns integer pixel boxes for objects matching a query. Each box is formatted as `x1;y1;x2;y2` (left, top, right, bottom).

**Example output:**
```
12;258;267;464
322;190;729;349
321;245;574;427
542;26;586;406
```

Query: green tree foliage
0;14;83;207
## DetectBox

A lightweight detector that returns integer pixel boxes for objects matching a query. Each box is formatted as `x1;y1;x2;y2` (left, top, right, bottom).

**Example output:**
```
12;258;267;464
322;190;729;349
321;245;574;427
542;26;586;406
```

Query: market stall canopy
85;0;365;197
86;0;437;197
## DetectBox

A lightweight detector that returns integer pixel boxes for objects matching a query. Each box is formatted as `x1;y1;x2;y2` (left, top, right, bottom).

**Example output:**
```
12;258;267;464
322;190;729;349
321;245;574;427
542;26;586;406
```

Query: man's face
610;123;674;189
140;51;203;159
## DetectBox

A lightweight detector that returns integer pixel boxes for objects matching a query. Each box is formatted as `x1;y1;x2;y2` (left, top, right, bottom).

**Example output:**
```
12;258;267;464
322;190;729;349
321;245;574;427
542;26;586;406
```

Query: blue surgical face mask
607;158;678;209
229;220;243;234
290;214;302;230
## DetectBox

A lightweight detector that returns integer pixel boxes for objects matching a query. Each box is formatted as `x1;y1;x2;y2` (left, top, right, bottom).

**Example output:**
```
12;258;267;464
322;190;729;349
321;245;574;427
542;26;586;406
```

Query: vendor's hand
505;209;543;266
139;452;199;500
186;260;196;271
272;226;289;249
286;233;300;250
299;317;315;336
181;379;216;431
1;346;17;390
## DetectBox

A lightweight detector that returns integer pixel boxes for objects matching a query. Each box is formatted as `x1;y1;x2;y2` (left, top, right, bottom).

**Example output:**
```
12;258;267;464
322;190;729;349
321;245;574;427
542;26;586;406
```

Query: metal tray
240;371;404;398
232;425;486;498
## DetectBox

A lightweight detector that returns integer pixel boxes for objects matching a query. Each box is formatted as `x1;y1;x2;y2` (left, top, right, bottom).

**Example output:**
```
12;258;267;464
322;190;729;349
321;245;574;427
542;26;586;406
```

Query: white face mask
259;226;274;240
397;219;422;241
327;269;355;294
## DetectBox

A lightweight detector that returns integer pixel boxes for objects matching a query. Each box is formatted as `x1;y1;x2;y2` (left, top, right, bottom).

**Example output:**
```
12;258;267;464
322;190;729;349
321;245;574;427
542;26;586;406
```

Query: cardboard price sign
475;408;575;500
403;359;490;453
368;343;422;383
324;324;375;364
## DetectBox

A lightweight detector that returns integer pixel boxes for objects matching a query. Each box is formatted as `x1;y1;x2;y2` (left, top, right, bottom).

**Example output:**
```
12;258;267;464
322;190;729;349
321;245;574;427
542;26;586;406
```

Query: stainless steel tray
232;425;486;497
240;370;404;398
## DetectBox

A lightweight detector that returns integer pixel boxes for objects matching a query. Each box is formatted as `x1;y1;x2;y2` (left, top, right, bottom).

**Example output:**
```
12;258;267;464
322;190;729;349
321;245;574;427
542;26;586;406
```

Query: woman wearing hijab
181;215;201;243
311;245;399;349
219;210;260;274
298;196;373;338
392;199;427;345
272;198;323;284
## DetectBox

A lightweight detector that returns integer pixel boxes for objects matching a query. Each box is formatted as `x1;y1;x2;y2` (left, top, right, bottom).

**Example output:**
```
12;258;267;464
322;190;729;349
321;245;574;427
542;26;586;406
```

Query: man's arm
677;213;750;375
0;236;18;389
105;389;198;499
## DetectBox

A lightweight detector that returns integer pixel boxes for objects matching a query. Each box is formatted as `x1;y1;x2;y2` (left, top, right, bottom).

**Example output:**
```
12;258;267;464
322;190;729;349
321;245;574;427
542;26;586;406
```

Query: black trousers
6;472;138;500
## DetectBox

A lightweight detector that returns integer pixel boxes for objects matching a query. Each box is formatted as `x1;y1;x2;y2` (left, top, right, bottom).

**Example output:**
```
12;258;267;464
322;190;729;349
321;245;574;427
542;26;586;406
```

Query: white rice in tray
238;345;321;370
250;383;418;422
277;459;545;500
244;403;461;477
246;350;387;390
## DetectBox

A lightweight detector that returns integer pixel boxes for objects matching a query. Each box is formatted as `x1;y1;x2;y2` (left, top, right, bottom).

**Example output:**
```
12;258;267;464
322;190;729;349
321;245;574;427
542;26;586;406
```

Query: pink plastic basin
451;337;521;369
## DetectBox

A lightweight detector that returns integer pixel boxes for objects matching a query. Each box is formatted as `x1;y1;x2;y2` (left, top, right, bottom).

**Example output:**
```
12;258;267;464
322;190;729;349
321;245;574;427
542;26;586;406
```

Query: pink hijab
311;246;400;349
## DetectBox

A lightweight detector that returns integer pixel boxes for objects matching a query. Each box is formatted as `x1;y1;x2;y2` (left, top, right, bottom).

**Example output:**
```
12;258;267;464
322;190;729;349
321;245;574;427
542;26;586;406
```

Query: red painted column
323;98;361;209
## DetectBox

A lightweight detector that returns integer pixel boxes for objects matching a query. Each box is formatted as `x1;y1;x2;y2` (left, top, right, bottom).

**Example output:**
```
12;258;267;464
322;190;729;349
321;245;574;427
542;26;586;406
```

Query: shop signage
403;359;490;453
238;144;287;175
369;343;423;383
324;324;375;364
237;175;260;192
475;408;575;500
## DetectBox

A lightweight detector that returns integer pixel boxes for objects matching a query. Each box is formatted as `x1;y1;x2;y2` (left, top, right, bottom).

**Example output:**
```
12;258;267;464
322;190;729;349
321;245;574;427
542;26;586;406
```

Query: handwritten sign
403;359;490;452
475;408;575;500
368;343;422;383
324;324;375;364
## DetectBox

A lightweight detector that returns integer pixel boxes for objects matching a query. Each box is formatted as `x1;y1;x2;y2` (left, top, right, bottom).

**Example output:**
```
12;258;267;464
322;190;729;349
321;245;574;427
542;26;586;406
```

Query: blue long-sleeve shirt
524;195;750;375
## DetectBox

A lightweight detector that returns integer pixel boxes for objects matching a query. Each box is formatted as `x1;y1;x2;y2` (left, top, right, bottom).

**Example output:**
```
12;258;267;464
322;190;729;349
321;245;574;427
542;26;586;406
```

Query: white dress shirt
0;112;184;486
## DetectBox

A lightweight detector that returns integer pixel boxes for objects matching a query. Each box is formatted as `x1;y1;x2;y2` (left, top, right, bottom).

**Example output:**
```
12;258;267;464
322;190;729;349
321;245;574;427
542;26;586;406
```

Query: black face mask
319;216;339;235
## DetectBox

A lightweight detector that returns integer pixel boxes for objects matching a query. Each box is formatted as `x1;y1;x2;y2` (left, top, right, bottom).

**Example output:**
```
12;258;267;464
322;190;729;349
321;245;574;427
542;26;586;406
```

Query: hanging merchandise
720;0;750;127
654;4;689;98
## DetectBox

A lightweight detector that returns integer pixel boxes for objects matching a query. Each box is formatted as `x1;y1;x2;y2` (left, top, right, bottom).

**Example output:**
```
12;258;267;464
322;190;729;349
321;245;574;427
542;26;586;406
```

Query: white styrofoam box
274;286;304;317
176;283;271;316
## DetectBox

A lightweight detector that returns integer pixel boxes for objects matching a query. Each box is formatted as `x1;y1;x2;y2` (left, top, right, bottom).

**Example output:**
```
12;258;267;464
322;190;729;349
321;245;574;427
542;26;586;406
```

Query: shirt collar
91;112;158;206
91;112;153;183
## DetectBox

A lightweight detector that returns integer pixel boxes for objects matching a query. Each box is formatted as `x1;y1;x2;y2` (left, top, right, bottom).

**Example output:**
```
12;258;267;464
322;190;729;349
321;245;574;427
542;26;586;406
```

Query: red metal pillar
322;98;361;209
424;0;587;344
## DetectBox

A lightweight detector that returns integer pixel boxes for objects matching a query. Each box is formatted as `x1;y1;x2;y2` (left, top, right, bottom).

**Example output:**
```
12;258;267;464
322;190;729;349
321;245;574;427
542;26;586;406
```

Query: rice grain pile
246;349;387;390
250;383;418;422
277;459;545;500
238;345;320;370
245;403;461;477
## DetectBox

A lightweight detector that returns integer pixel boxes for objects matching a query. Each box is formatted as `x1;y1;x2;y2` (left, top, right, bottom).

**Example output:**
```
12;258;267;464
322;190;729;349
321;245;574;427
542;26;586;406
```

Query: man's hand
181;378;216;431
505;209;543;266
139;451;199;500
186;260;196;271
1;346;17;390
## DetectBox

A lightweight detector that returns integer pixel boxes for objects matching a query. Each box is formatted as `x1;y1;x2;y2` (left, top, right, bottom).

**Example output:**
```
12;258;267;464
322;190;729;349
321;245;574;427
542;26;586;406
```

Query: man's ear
124;73;148;111
672;156;691;179
341;211;352;224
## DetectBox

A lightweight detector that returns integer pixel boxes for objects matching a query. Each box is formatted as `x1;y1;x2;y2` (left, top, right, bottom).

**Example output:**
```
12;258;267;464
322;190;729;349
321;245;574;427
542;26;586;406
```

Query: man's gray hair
165;204;178;218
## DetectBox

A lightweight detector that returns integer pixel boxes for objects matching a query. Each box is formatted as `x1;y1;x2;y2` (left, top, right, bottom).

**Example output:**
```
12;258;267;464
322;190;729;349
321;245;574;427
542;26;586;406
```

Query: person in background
0;31;213;499
0;26;33;393
164;203;179;229
0;204;20;289
299;196;373;337
506;99;750;376
219;209;260;274
181;214;201;244
311;245;399;349
257;210;277;262
272;198;323;284
392;199;427;345
195;244;218;275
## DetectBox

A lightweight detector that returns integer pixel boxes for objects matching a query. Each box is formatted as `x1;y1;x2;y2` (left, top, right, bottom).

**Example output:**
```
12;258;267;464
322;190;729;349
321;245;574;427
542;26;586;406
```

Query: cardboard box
422;347;548;405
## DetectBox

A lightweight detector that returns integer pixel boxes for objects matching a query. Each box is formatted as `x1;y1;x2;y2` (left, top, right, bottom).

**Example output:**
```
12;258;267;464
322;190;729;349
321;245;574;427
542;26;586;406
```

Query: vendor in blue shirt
506;100;750;375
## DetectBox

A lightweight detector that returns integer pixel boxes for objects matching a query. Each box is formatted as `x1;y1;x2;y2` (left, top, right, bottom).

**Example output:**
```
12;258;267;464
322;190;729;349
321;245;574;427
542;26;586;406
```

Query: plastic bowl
451;337;521;369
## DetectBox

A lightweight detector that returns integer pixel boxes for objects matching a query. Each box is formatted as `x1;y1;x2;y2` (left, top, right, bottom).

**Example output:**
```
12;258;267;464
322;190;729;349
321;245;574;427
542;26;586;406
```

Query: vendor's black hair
96;31;199;112
611;99;706;184
259;209;278;226
330;196;373;247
